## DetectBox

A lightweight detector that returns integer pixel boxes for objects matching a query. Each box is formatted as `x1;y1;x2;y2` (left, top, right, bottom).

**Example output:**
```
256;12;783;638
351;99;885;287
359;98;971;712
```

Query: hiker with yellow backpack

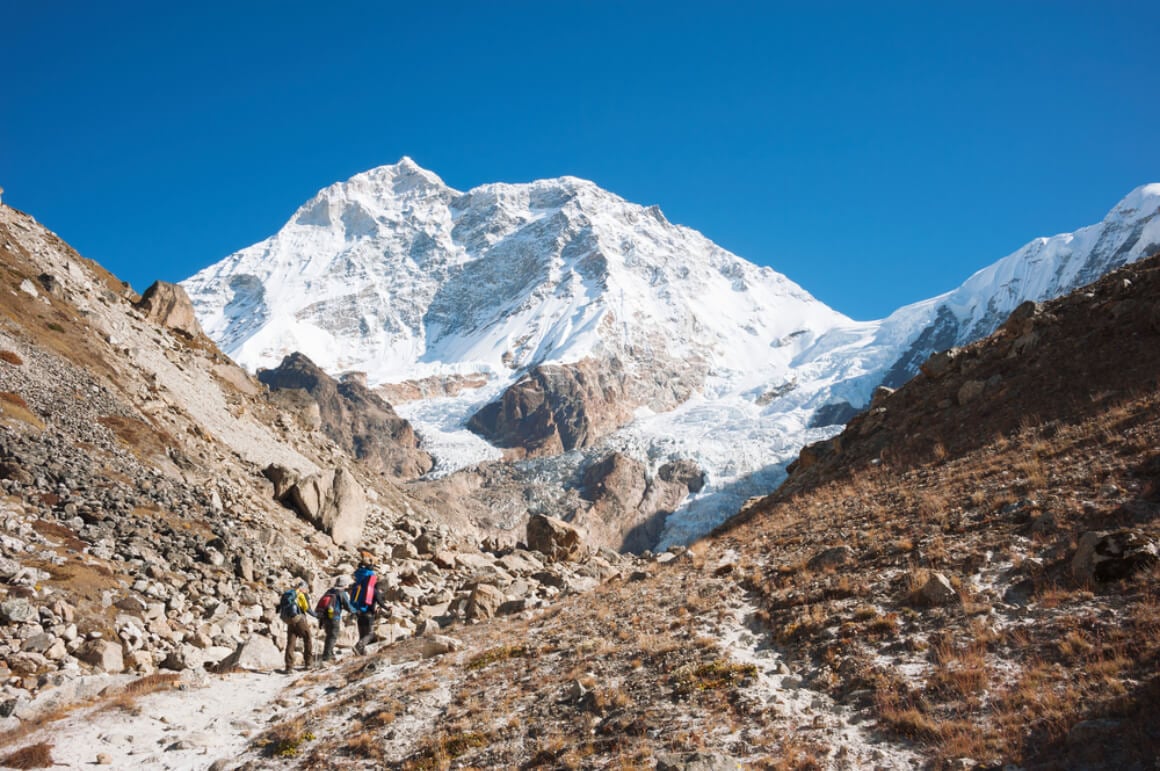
277;581;317;672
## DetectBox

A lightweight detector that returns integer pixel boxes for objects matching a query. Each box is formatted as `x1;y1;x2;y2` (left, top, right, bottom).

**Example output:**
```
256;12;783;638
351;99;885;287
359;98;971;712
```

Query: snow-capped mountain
183;162;1160;547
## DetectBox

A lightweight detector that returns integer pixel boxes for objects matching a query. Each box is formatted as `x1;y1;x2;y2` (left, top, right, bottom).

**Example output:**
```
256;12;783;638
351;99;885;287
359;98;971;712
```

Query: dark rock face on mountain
258;352;433;479
576;453;706;553
467;360;635;458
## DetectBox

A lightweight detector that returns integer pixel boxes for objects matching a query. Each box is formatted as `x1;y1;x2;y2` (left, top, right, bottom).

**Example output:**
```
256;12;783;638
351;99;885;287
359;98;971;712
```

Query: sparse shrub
672;660;758;696
0;742;54;769
465;644;527;670
257;717;315;758
0;350;23;365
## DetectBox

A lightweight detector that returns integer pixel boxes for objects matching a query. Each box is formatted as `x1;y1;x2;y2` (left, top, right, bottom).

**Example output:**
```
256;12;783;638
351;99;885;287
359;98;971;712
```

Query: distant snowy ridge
183;163;1160;546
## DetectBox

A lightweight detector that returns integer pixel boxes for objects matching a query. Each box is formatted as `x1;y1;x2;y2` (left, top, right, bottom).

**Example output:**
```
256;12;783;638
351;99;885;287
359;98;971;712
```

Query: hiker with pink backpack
350;551;392;655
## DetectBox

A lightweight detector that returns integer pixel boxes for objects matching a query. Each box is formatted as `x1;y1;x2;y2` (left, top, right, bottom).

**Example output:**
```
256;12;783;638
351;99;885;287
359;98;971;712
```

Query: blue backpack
350;567;377;613
278;589;302;621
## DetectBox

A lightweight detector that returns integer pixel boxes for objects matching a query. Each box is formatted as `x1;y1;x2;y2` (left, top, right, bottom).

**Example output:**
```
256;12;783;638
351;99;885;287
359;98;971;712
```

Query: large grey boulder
465;583;506;621
282;467;368;547
214;635;283;672
0;598;36;624
78;639;125;673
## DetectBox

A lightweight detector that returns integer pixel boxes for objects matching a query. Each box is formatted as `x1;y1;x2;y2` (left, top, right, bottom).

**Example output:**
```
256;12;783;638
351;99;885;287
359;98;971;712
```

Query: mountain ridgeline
183;162;1160;551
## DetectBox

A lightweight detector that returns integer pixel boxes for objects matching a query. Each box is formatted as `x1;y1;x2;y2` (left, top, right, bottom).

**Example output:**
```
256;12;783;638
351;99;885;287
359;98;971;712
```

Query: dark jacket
318;587;357;623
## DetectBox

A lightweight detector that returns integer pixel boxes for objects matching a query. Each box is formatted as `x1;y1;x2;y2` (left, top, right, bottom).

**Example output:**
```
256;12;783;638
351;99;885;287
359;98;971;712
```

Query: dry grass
97;415;176;461
0;391;44;429
256;716;316;758
97;673;182;714
0;742;53;769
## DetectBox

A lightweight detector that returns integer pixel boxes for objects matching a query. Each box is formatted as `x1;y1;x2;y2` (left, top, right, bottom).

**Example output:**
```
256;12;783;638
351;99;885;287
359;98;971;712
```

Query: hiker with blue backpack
315;575;357;662
350;552;391;655
277;581;316;672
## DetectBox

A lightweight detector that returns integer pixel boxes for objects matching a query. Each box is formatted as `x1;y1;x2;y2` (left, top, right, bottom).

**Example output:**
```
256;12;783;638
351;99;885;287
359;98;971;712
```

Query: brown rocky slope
713;252;1160;768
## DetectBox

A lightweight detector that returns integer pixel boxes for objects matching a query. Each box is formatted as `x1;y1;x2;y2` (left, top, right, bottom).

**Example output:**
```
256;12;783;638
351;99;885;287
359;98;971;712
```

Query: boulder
807;546;854;571
0;598;36;625
918;573;959;606
465;584;506;621
214;635;283;672
420;635;461;658
135;281;203;338
262;464;299;500
526;514;585;563
283;467;368;547
497;550;544;576
78;639;125;673
919;347;962;380
161;645;207;672
1072;530;1159;582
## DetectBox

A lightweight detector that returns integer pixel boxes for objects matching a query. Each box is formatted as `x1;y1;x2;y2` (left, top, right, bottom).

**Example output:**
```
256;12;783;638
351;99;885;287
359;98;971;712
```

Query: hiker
350;553;392;655
278;581;316;672
316;575;357;662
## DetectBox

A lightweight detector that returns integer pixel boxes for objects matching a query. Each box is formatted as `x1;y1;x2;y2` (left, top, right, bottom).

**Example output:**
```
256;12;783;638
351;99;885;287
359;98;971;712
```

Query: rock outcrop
134;281;203;338
575;453;705;553
1072;530;1159;583
269;466;370;548
259;352;433;479
467;360;636;457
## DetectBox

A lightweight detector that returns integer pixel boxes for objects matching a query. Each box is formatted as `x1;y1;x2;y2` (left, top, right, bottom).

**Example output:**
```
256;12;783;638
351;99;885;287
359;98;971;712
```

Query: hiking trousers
285;614;314;670
356;612;374;653
320;618;342;661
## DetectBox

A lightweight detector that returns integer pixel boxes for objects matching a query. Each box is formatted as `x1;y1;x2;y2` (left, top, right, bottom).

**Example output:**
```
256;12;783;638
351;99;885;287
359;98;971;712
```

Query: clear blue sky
3;2;1157;320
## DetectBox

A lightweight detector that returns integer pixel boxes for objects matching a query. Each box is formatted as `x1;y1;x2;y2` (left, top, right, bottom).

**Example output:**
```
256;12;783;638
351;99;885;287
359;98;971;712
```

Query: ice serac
184;165;1160;550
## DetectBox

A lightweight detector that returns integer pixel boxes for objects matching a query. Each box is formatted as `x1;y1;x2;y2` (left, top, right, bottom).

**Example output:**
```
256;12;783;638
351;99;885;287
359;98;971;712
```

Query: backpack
350;567;377;614
315;588;340;621
278;588;302;621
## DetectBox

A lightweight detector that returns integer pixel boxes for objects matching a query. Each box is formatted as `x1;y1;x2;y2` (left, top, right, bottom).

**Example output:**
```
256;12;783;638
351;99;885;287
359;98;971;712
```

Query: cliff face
258;352;434;479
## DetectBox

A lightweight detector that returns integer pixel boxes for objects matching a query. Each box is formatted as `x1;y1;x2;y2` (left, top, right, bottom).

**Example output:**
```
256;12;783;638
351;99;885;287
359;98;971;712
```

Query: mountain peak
1110;182;1160;219
341;157;453;199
